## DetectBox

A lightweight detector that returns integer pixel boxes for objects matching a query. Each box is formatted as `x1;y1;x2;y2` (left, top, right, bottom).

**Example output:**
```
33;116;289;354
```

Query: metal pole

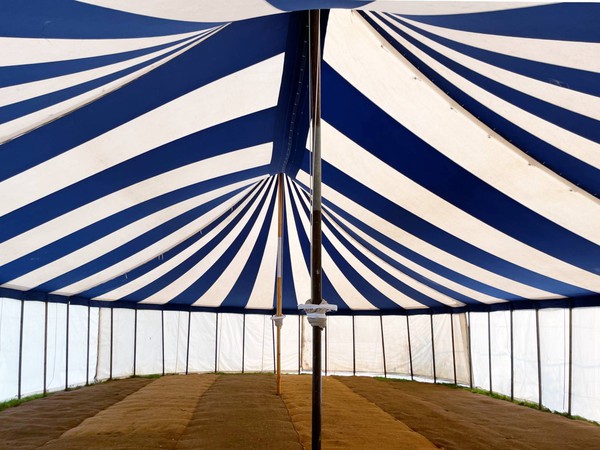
65;300;70;390
298;315;302;375
44;301;48;395
468;311;473;389
241;314;246;374
510;305;514;401
272;319;276;375
186;309;192;375
110;308;114;380
133;306;138;376
488;310;492;394
86;303;90;386
276;173;284;394
536;306;542;409
214;313;219;374
568;303;573;415
309;9;323;450
324;326;328;376
161;310;165;376
450;313;457;385
18;299;24;399
380;316;387;378
406;315;414;380
430;312;436;383
352;316;356;376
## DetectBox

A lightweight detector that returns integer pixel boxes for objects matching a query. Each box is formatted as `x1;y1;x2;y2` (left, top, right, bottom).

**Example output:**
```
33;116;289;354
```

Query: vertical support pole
309;9;323;450
133;306;138;376
380;316;387;378
510;305;514;401
536;306;542;409
324;327;328;376
450;313;457;385
276;173;284;394
214;313;219;374
44;301;48;395
568;303;573;416
272;319;276;375
241;314;246;374
352;316;356;376
86;302;90;386
467;311;473;389
406;315;414;381
65;300;70;390
430;312;437;383
488;310;492;394
161;310;165;376
110;308;114;380
18;299;24;399
186;309;192;375
298;315;302;375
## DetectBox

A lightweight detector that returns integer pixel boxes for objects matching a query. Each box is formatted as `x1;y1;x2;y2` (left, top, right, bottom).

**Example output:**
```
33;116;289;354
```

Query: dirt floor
1;374;599;449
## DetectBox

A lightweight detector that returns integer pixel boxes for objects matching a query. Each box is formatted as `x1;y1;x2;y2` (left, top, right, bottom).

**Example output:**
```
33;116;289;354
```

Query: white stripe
0;30;211;67
296;169;560;300
246;182;279;310
80;0;283;22
0;52;285;214
196;180;277;307
319;121;599;294
0;144;272;268
399;15;600;74
294;182;448;309
93;179;270;301
321;200;506;305
389;16;600;122
361;11;600;169
3;178;261;290
0;33;215;144
328;10;600;243
360;2;545;16
284;178;311;306
0;33;210;108
288;174;377;310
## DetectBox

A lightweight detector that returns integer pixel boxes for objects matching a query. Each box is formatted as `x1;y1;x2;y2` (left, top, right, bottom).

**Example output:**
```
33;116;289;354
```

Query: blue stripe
78;179;269;299
1;15;290;180
382;14;600;145
362;13;600;197
281;182;300;309
0;33;206;88
0;108;276;243
387;14;600;98
297;153;593;298
0;35;209;125
0;171;264;284
398;4;600;42
0;0;220;39
165;178;277;305
322;62;600;275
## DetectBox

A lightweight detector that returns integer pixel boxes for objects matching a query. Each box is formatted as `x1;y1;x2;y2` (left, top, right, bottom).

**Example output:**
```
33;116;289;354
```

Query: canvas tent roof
1;1;599;315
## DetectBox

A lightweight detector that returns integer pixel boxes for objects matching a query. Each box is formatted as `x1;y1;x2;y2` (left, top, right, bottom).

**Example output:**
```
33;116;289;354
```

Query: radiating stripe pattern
1;2;600;315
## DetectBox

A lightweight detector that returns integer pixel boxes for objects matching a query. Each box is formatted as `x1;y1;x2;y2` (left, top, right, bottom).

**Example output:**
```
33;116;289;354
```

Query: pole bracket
298;300;337;329
271;314;286;328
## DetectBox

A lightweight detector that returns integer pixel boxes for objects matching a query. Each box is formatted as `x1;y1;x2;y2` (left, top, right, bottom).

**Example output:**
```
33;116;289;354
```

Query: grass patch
0;393;48;412
133;373;162;379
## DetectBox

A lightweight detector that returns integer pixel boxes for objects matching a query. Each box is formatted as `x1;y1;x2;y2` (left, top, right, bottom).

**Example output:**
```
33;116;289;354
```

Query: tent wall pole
380;316;387;378
65;300;70;391
510;305;514;401
272;319;276;374
214;313;219;374
324;327;328;376
133;306;138;376
186;309;192;375
110;308;114;380
44;301;48;395
568;303;573;416
406;315;414;380
161;310;165;376
488;310;492;394
430;312;436;383
276;172;284;394
352;315;356;376
450;313;457;385
536;306;542;409
242;313;246;374
298;315;301;375
86;303;90;386
468;311;473;389
309;9;323;450
18;299;24;399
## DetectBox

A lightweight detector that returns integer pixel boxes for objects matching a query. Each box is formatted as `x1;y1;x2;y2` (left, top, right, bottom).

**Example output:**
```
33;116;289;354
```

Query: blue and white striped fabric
1;1;599;314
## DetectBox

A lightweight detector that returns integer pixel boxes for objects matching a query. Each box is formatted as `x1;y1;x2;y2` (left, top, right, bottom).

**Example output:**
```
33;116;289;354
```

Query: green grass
0;393;48;412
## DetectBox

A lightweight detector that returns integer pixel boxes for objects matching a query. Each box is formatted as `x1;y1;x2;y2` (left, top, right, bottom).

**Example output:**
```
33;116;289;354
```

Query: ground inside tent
1;374;599;449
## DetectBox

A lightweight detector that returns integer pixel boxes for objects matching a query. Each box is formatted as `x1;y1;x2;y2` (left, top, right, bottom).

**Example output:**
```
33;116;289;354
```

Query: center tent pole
275;172;285;395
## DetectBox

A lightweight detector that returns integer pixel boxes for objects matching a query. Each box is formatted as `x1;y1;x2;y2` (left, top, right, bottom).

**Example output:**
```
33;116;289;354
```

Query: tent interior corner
1;0;599;425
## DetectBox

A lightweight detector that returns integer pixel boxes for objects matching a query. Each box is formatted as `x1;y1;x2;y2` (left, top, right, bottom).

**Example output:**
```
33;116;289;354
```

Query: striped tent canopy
1;1;599;315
